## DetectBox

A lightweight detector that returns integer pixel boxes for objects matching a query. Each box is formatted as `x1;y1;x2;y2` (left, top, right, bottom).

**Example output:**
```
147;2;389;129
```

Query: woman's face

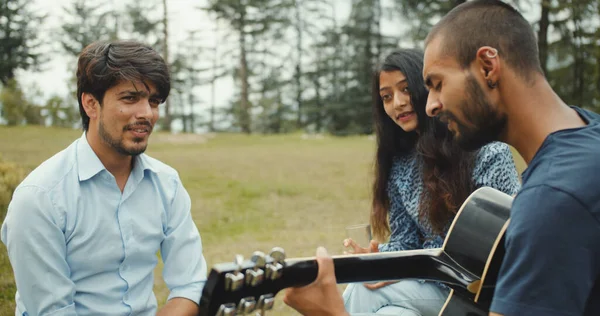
379;70;418;132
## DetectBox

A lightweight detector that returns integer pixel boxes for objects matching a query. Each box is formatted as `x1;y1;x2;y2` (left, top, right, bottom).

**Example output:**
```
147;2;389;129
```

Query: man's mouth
124;122;153;136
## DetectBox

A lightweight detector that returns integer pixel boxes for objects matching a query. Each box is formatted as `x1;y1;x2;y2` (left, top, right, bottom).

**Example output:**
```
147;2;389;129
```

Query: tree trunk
538;0;550;75
294;0;303;129
239;10;251;134
162;0;171;132
571;7;584;106
209;20;219;133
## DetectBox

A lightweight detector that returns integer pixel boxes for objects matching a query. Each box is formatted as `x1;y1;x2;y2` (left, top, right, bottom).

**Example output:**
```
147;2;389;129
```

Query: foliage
0;154;25;314
0;79;44;126
0;0;45;85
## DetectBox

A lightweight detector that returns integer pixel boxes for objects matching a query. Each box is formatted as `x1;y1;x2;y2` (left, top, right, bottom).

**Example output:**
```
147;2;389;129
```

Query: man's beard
444;74;507;151
98;114;148;156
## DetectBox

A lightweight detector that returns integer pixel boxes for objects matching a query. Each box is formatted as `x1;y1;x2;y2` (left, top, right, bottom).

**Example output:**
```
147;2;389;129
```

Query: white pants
342;280;449;316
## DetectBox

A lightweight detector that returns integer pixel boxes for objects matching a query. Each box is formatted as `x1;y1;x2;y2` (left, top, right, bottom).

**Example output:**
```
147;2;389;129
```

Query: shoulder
390;152;419;177
17;140;78;192
475;142;513;163
138;154;187;203
511;185;588;223
473;142;516;174
491;184;600;315
139;154;181;181
523;124;600;205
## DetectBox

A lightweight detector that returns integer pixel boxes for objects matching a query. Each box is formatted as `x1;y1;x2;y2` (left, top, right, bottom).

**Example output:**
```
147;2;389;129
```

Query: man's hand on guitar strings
283;247;349;316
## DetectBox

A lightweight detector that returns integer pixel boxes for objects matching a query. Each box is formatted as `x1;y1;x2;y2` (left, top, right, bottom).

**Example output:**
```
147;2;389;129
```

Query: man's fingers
315;246;336;284
282;288;294;306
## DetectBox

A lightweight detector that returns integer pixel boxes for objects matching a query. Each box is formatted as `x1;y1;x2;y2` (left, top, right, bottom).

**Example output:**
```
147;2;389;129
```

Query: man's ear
476;46;501;88
81;93;99;120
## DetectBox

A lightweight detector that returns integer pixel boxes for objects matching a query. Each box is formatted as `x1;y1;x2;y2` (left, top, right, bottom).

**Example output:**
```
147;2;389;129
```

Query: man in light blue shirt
1;40;207;315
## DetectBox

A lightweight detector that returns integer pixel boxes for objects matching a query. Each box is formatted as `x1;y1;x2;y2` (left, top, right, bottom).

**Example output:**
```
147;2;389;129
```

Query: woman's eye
381;94;391;101
402;87;409;93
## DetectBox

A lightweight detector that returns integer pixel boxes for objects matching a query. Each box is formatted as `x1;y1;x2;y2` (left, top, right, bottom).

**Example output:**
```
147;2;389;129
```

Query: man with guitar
283;0;600;315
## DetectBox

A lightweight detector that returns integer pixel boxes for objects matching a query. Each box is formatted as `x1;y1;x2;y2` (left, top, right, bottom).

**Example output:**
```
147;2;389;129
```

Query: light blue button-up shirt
1;133;207;316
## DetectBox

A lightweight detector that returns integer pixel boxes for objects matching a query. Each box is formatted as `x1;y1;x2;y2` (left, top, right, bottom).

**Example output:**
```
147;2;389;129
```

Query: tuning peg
251;251;267;268
245;251;265;287
234;254;244;268
266;247;285;281
237;296;257;314
217;303;237;316
269;247;286;263
265;262;282;281
257;294;275;312
225;254;245;292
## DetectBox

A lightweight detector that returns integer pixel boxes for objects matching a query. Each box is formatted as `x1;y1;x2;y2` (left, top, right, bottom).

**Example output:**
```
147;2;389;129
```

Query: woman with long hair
342;49;521;315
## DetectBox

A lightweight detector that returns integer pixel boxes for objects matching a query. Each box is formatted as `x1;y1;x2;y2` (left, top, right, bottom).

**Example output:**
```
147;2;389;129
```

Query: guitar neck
278;248;479;290
200;248;482;316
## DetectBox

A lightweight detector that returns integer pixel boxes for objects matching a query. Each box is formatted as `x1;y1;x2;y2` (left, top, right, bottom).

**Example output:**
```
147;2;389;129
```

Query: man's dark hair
76;40;170;131
426;0;542;82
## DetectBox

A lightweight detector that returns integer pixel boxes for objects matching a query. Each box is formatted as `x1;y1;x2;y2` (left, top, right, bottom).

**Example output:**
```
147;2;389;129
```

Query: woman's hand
343;239;379;254
364;280;399;290
343;239;397;289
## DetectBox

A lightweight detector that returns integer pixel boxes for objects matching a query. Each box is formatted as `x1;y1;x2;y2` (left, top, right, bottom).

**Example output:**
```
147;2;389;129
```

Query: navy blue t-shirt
490;106;600;316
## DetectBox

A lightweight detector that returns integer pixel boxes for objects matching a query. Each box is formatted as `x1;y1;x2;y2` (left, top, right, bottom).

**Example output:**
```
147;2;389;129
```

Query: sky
18;0;355;103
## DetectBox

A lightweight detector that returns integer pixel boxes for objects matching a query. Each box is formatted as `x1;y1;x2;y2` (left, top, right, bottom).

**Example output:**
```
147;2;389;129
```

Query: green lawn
0;125;526;315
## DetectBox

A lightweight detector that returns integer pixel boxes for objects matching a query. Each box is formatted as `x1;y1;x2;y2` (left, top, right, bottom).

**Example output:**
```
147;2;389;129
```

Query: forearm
157;298;200;316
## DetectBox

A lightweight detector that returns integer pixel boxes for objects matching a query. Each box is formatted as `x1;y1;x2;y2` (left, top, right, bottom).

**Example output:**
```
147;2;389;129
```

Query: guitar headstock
199;247;289;316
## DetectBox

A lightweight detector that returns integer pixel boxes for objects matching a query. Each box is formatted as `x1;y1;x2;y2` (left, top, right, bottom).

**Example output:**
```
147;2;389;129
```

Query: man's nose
426;93;441;117
136;99;153;119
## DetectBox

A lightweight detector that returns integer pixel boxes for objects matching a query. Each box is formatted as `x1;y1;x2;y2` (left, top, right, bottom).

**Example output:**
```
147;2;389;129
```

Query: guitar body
440;186;512;311
198;187;513;316
441;290;488;316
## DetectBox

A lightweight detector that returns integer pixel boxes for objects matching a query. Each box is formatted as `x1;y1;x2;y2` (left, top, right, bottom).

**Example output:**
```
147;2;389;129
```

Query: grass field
0;125;526;315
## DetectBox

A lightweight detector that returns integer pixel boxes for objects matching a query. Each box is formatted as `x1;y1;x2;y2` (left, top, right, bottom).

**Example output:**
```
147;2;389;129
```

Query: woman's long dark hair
370;48;477;241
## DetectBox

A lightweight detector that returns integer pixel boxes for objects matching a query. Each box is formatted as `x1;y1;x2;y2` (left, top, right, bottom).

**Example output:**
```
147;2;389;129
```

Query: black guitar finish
440;187;512;305
441;290;489;316
198;187;513;316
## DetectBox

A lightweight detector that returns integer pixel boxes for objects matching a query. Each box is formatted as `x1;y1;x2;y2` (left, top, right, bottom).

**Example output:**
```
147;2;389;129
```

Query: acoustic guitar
198;186;513;316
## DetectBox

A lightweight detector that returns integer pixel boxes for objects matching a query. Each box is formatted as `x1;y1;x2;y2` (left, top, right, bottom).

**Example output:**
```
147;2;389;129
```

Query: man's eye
435;82;442;91
149;99;161;107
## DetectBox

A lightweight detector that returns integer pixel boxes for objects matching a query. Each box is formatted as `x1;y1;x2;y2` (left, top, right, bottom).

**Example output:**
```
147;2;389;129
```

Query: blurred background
0;0;597;314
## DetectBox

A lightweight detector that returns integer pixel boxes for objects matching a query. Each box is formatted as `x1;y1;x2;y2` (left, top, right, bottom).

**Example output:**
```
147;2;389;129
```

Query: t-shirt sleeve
490;185;600;316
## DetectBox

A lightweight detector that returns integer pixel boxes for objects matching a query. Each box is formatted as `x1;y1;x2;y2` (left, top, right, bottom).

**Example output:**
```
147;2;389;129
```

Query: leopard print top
378;141;521;252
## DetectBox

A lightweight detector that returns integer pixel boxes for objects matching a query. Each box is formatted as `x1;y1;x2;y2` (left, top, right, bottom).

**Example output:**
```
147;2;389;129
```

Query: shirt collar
76;132;106;182
76;133;159;182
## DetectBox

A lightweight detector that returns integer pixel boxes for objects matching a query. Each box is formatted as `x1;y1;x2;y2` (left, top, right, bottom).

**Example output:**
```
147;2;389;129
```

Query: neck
499;73;585;164
86;130;133;179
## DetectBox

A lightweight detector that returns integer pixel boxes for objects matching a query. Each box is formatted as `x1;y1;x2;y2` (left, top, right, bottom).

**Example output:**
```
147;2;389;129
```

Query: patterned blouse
378;141;521;252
